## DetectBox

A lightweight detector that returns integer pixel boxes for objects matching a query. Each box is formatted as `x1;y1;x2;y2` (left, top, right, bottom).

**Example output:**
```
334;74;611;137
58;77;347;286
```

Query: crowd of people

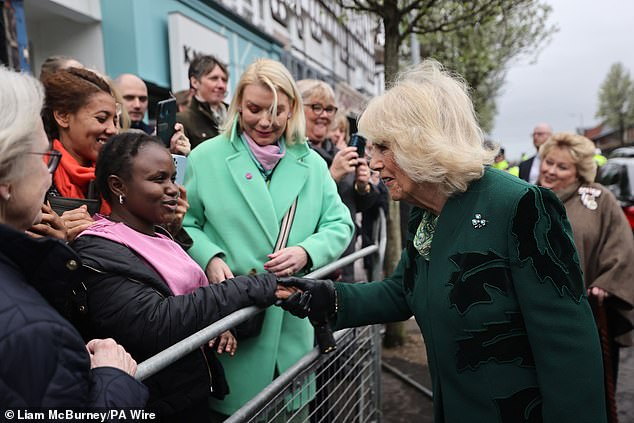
1;49;632;423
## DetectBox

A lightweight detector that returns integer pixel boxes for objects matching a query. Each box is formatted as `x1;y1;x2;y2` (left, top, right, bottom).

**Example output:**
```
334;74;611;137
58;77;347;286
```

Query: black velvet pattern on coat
456;312;535;371
512;189;583;302
447;251;512;315
494;387;543;423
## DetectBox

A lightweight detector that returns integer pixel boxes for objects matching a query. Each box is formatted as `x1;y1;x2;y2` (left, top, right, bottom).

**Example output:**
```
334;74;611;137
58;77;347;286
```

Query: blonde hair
358;59;495;195
223;59;305;144
539;132;597;183
332;111;350;143
296;79;336;104
0;66;45;182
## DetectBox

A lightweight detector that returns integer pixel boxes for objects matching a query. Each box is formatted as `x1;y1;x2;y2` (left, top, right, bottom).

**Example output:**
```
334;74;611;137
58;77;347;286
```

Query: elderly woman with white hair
0;66;147;407
538;132;634;385
279;60;607;423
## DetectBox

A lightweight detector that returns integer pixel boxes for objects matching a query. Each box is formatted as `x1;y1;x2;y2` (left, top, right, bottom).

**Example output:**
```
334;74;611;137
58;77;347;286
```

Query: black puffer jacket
0;224;148;408
71;234;277;418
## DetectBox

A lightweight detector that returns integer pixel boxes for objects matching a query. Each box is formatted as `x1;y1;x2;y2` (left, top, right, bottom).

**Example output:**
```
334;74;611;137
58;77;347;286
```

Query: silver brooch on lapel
578;186;601;211
472;213;487;229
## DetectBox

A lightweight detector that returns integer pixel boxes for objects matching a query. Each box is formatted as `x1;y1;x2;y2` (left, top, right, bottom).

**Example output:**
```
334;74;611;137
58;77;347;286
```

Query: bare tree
596;62;634;144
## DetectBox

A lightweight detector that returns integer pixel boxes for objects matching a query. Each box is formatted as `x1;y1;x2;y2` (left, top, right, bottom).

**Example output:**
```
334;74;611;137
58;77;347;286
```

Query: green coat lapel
224;119;310;247
225;150;277;246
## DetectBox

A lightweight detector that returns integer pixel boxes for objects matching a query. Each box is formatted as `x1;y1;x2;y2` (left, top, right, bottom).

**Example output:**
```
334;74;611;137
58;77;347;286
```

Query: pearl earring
119;195;125;205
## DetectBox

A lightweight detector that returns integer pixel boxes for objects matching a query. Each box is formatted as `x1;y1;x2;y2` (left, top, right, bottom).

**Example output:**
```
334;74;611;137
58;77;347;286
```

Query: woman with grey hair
0;66;148;408
297;78;377;281
539;132;634;385
279;60;607;422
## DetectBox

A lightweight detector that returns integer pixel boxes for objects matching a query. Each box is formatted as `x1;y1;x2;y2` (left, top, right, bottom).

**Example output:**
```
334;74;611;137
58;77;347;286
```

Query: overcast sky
490;0;634;162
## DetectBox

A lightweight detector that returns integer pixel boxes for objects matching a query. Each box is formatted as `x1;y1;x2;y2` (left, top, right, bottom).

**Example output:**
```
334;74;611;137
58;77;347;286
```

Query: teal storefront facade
100;0;283;95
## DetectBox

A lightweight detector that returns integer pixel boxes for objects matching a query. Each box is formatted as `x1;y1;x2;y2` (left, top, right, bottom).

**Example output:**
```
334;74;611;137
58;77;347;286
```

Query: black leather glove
277;277;336;323
279;291;312;318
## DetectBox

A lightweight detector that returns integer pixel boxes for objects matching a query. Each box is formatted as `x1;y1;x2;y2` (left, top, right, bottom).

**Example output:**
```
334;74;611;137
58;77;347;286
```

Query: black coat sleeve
82;270;277;360
0;320;147;408
88;367;149;408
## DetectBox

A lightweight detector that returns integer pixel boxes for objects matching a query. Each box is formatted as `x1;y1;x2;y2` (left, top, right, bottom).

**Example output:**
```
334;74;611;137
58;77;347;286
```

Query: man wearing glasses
519;122;553;183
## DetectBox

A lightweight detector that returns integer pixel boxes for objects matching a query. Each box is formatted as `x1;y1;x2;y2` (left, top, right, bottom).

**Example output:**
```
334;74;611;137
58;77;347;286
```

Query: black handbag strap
274;197;298;252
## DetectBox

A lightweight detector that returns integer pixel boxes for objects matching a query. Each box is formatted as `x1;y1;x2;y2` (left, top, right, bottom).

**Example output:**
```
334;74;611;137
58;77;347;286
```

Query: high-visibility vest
593;154;607;167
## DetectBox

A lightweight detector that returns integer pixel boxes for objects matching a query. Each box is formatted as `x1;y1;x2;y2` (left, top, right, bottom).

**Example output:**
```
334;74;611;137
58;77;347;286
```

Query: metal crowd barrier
226;325;382;423
135;244;380;382
135;209;387;422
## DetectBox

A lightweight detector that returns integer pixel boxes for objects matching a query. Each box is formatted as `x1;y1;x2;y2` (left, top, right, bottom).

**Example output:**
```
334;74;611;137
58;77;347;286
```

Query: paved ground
381;320;433;423
381;319;634;422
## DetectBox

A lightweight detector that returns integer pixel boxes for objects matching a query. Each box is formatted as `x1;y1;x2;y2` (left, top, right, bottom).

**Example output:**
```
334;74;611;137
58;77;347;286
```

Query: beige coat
559;182;634;345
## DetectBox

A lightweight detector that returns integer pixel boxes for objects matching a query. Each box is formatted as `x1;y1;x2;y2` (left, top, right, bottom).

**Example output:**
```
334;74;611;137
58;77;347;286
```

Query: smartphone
172;154;188;185
156;98;177;148
348;133;366;158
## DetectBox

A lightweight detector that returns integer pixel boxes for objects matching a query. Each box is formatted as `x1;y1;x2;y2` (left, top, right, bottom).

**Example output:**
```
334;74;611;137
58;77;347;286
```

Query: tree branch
398;0;439;44
411;0;526;36
335;0;382;14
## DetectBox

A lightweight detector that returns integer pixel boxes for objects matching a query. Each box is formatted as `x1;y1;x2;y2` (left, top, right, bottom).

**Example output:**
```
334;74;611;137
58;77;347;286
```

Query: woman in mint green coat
182;58;353;417
279;60;607;423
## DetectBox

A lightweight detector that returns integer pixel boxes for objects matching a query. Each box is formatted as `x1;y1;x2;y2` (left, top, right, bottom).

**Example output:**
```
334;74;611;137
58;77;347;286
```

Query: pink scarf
79;216;208;295
242;132;285;171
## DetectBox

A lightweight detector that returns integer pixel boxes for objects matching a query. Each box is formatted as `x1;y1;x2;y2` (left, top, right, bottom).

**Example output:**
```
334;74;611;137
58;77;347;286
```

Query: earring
238;107;242;113
119;195;125;205
2;193;10;201
288;113;292;118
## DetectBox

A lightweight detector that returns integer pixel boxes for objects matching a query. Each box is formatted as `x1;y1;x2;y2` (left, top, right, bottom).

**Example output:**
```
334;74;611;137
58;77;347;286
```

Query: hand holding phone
348;133;366;158
156;98;177;148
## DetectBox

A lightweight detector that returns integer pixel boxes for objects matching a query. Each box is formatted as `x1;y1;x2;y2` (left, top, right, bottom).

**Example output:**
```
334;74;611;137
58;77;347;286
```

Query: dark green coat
336;168;606;423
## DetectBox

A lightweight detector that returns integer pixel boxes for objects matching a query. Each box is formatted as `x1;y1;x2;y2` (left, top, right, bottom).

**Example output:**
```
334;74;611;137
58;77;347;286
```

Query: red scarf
52;139;111;215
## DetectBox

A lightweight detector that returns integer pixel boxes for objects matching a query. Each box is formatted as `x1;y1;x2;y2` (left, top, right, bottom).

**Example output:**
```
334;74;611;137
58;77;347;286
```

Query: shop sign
168;12;229;92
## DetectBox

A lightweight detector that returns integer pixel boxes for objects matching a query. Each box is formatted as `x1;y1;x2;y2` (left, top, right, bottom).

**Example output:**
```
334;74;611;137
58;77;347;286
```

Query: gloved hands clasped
276;277;337;353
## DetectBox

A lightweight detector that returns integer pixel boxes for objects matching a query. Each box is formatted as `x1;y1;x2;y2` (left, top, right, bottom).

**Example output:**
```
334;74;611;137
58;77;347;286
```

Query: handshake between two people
274;277;338;353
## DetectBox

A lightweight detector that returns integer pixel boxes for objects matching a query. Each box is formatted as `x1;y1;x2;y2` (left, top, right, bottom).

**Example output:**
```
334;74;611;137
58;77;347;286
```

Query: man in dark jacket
176;55;229;149
116;73;153;134
518;122;552;183
0;225;148;408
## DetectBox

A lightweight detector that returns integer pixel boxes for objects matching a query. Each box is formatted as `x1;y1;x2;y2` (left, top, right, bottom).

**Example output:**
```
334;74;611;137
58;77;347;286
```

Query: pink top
79;216;208;295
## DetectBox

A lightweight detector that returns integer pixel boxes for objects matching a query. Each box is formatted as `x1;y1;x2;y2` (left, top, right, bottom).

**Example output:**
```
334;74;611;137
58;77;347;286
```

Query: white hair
0;67;45;182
